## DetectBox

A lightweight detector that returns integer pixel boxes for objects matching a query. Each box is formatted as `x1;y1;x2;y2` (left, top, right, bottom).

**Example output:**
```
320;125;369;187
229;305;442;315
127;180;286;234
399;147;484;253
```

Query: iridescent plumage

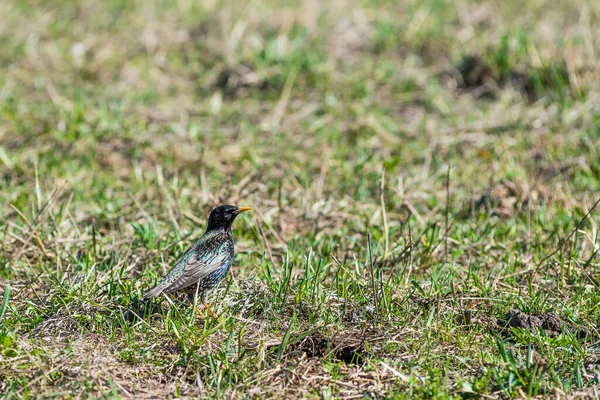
142;205;251;306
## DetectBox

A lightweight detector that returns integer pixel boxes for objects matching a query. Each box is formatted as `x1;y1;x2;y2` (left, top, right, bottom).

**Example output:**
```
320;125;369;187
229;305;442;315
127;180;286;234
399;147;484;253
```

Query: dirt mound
469;179;552;218
456;54;495;97
452;53;572;102
491;309;591;339
290;332;365;365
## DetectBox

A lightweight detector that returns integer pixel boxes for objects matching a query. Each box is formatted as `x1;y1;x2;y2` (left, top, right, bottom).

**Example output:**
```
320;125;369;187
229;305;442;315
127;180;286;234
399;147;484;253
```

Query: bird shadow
121;297;164;323
121;295;207;323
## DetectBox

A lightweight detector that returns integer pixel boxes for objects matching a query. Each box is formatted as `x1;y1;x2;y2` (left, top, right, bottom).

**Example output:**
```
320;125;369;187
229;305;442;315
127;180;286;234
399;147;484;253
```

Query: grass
1;0;600;398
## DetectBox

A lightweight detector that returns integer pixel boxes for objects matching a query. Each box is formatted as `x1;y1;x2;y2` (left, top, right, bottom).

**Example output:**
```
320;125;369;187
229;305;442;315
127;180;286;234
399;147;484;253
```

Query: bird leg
187;289;206;317
203;303;219;319
188;289;218;319
193;303;218;319
199;291;219;319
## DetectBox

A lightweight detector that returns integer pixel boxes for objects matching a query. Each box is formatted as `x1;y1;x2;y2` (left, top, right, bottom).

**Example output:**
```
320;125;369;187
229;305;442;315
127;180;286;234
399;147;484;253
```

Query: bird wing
142;232;231;300
161;250;229;295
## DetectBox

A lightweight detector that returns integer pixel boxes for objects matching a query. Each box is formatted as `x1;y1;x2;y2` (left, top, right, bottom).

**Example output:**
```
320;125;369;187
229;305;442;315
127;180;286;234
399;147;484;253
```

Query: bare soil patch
489;309;592;339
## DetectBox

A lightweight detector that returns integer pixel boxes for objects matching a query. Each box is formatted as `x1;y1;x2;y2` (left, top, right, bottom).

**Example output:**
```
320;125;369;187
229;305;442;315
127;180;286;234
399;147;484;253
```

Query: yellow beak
237;206;252;213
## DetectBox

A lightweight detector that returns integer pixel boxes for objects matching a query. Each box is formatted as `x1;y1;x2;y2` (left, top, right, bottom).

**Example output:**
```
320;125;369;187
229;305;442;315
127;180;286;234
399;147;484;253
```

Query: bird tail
142;285;164;301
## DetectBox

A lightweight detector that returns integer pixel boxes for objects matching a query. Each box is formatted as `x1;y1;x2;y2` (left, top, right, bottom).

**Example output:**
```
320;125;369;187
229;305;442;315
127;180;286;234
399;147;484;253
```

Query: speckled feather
142;229;234;300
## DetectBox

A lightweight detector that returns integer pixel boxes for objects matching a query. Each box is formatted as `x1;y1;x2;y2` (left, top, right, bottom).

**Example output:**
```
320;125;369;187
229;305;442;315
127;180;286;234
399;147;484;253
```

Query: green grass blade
0;285;10;324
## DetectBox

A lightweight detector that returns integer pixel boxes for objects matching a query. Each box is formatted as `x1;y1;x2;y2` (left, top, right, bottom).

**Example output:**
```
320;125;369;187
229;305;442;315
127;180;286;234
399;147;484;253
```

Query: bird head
206;205;252;231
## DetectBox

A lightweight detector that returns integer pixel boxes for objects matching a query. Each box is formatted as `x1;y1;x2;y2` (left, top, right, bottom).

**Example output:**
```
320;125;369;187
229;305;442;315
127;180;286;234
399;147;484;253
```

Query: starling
142;205;252;316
